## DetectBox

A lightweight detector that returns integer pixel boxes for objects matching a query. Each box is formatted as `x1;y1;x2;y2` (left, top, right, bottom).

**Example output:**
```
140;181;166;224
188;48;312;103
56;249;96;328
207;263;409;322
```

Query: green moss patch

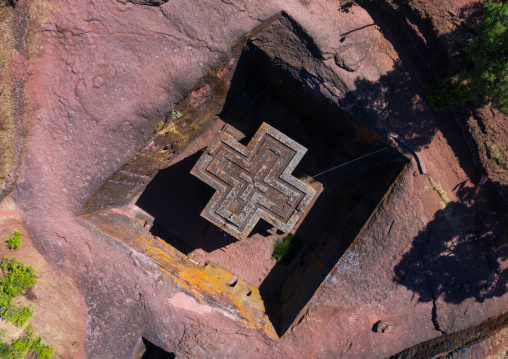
272;233;303;265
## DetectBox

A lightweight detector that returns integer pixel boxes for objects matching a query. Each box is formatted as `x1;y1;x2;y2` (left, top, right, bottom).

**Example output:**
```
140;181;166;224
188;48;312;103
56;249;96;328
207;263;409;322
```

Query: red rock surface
6;0;508;358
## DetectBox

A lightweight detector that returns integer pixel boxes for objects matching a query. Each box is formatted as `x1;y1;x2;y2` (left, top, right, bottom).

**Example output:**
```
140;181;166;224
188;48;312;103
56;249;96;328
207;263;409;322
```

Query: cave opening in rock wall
130;338;175;359
80;12;409;338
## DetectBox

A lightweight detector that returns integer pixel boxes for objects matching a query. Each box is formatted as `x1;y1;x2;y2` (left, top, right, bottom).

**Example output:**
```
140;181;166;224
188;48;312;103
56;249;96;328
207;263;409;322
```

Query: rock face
8;0;508;358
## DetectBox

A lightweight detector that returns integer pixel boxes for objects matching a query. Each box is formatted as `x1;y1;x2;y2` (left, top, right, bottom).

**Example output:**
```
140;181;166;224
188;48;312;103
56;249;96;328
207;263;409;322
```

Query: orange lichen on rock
81;209;278;338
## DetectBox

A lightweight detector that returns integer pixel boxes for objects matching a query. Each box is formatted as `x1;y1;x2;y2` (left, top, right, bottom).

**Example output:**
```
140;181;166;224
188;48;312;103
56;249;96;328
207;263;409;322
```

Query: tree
465;1;508;114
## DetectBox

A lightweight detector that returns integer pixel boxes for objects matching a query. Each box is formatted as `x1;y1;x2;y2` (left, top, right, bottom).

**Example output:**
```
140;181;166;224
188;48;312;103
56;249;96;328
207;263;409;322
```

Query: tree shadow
342;67;437;149
394;184;508;305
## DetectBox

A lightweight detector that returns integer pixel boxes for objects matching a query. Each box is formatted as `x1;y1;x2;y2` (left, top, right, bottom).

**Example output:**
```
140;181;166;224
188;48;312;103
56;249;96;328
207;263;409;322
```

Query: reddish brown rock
5;0;508;358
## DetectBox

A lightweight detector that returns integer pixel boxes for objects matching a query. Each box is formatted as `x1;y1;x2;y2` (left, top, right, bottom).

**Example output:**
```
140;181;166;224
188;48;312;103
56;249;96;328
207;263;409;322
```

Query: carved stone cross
191;123;317;240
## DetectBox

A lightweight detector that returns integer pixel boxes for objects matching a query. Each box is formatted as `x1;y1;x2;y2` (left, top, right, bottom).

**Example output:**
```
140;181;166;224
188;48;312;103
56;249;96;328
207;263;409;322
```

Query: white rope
312;147;390;178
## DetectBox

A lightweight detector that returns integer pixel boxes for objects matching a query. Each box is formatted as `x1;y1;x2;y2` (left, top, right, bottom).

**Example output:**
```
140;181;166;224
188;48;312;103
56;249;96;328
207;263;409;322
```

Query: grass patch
5;231;21;250
0;325;54;359
272;233;303;265
27;0;59;28
428;178;463;238
0;256;37;327
428;178;450;209
0;238;54;357
487;144;503;162
26;0;59;59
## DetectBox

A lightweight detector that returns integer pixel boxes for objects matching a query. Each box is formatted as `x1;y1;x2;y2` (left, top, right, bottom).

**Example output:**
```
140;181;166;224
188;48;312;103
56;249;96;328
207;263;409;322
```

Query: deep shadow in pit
135;151;236;254
134;38;409;335
260;144;408;336
216;42;410;335
393;184;508;329
140;338;175;359
133;15;413;336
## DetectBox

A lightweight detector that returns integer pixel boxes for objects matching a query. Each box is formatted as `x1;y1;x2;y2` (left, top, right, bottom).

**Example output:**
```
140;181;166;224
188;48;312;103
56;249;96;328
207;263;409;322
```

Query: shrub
425;80;471;110
0;257;37;298
487;143;503;161
464;0;508;114
0;257;37;327
0;258;53;357
0;326;54;359
5;232;21;250
3;305;34;327
272;233;303;265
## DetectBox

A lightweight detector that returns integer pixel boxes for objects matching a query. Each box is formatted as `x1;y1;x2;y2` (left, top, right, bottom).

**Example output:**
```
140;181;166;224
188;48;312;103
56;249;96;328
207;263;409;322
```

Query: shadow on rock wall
394;184;508;309
341;64;481;188
343;66;437;149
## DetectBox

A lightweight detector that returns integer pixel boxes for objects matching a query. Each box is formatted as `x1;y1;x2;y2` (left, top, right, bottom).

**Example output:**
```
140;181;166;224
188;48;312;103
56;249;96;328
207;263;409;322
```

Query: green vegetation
0;238;54;358
5;232;21;251
272;233;303;265
426;1;508;114
464;0;508;114
0;325;54;359
0;257;37;327
487;143;503;161
2;306;33;328
425;80;471;110
170;110;182;120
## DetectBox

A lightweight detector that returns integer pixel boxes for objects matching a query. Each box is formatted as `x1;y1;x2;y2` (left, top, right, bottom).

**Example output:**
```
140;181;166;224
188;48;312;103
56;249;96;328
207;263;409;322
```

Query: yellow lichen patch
428;177;450;209
80;210;278;339
158;120;181;137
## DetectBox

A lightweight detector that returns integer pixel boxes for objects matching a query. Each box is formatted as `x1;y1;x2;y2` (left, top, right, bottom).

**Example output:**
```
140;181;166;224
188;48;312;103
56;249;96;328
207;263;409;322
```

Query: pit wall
80;209;277;338
241;20;411;335
79;12;293;339
79;11;409;339
280;161;411;335
80;12;287;215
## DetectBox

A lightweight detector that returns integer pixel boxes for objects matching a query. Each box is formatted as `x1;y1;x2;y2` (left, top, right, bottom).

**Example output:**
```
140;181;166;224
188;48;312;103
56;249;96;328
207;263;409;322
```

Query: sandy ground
0;196;87;359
